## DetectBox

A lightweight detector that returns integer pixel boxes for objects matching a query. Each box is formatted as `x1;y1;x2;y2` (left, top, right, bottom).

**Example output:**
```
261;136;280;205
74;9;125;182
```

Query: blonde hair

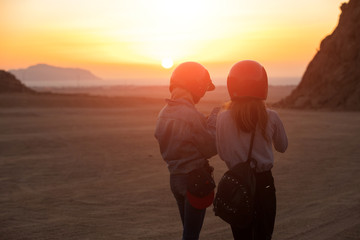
224;98;269;142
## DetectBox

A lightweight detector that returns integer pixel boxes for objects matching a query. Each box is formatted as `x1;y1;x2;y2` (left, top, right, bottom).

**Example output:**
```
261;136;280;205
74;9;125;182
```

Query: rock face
9;64;102;86
0;70;34;93
276;0;360;110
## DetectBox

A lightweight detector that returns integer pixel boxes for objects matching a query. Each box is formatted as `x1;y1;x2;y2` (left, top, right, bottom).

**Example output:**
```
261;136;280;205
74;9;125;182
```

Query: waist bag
187;164;215;197
213;131;256;228
187;164;216;209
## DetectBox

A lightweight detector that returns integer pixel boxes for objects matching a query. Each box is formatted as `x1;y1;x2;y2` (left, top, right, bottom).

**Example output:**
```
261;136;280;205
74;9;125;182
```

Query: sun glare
161;58;173;69
0;0;345;81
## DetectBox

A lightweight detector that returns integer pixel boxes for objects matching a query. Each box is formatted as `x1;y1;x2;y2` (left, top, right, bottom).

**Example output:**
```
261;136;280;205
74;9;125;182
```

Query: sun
161;57;174;69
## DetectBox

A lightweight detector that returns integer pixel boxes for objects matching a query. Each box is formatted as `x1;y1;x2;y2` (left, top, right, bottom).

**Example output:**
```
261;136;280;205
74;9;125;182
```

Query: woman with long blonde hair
216;60;288;240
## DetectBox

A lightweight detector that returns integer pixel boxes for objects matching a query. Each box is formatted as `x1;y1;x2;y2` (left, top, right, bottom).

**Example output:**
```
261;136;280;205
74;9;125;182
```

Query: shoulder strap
246;130;256;164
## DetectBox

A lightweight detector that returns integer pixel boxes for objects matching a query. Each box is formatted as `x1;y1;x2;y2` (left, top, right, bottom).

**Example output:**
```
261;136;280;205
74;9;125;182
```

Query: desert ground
0;86;359;240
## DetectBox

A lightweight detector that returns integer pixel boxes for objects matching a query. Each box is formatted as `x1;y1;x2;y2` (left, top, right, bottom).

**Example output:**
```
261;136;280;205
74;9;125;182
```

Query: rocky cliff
0;70;35;93
276;0;360;110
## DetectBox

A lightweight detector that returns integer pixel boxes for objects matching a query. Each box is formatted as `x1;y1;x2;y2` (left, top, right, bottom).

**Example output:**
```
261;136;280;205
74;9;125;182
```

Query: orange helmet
227;60;268;100
170;62;215;101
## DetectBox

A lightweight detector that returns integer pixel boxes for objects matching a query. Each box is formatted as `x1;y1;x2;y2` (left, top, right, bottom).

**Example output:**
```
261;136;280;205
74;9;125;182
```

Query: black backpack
213;131;256;228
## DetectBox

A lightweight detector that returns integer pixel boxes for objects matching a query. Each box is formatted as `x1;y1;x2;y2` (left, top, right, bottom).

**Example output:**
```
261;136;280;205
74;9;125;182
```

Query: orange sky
0;0;345;85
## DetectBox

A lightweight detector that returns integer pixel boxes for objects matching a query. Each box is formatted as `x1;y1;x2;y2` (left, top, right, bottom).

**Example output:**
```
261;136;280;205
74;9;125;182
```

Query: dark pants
231;171;276;240
170;174;206;240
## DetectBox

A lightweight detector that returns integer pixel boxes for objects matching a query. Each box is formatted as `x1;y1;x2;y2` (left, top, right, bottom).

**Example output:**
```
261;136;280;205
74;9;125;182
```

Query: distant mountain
276;0;360;110
0;70;35;93
9;64;102;86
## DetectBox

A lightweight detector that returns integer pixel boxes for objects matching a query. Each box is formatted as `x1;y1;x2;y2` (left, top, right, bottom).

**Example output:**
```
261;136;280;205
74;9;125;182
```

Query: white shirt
216;108;288;172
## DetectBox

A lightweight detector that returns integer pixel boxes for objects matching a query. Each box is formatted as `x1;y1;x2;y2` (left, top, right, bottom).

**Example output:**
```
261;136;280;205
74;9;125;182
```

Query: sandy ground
0;87;359;240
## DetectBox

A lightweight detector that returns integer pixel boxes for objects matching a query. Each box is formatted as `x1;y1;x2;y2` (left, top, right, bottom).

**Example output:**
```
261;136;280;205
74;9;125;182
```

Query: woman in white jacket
216;60;288;240
155;62;218;240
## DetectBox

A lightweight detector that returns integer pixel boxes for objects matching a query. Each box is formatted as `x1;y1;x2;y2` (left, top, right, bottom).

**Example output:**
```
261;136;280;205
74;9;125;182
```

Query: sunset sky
0;0;345;85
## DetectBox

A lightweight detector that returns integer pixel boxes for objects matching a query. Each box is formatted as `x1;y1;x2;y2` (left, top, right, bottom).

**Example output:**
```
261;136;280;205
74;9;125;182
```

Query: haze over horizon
0;0;345;86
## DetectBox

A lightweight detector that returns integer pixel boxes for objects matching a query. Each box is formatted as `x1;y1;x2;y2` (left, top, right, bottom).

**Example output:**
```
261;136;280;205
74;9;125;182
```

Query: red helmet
170;62;215;100
227;60;268;100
